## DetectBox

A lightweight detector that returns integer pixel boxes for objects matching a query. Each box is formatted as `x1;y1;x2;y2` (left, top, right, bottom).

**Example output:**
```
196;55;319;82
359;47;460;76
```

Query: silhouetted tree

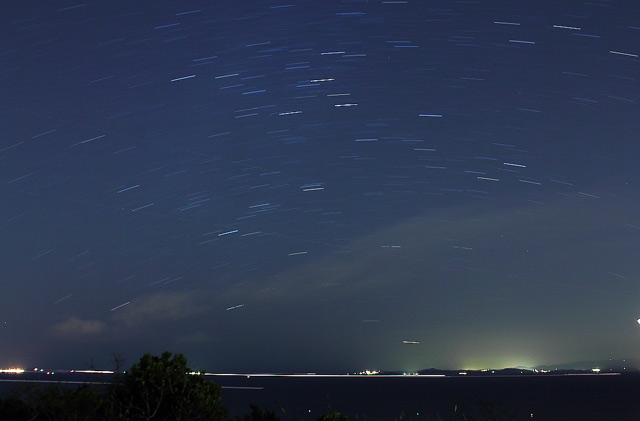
234;404;280;421
31;385;106;420
110;351;227;420
316;411;349;421
0;396;35;420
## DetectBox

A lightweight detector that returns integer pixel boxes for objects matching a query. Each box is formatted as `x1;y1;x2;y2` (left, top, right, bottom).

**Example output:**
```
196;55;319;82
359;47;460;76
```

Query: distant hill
534;358;640;372
376;359;640;377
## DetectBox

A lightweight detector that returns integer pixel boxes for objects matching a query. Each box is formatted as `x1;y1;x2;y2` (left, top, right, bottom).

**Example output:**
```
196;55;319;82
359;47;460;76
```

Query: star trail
1;0;639;372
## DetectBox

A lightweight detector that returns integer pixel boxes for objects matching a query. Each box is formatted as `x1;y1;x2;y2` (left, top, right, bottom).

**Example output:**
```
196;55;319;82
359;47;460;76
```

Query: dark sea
216;373;640;420
2;372;640;420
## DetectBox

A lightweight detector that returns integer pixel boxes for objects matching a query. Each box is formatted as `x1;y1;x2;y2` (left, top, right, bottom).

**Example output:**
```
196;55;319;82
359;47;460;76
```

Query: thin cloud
52;316;106;337
110;291;210;327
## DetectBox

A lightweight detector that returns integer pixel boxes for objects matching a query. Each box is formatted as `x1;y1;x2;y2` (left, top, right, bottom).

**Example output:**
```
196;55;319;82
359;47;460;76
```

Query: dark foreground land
2;370;640;420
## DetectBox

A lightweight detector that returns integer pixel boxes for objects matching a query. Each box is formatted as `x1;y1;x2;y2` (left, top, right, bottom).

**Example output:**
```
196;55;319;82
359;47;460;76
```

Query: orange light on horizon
0;368;25;374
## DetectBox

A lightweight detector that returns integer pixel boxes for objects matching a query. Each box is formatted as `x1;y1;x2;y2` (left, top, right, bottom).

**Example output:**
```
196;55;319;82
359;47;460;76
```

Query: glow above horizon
1;0;640;373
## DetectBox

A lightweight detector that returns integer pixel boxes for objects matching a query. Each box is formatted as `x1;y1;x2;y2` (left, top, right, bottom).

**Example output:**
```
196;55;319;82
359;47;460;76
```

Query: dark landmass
533;357;639;372
380;367;636;377
372;358;640;376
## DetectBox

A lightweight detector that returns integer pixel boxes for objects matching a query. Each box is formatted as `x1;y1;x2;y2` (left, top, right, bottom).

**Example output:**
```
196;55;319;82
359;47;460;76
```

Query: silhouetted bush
31;385;107;420
234;403;280;421
109;351;228;420
316;410;349;421
0;395;34;420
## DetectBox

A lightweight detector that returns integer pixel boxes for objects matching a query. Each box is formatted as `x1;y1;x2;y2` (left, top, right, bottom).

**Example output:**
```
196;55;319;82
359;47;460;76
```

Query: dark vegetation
0;352;515;421
0;352;234;421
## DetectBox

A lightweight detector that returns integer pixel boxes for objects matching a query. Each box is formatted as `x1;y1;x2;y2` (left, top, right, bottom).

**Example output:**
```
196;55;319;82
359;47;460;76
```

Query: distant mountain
374;359;640;377
534;358;640;372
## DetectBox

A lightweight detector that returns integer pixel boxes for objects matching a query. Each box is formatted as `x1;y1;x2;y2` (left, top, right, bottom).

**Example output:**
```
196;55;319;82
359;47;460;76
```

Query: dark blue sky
1;0;640;372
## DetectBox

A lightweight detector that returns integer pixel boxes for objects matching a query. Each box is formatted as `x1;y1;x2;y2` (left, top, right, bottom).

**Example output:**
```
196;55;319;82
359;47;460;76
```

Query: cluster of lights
33;368;55;375
0;368;25;374
357;370;380;375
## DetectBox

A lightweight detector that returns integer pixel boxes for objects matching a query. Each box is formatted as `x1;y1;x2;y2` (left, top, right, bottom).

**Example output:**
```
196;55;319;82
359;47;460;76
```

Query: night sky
2;0;640;373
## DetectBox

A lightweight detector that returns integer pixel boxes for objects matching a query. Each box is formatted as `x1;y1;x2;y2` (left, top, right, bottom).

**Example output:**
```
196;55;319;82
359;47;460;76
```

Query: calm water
2;372;639;420
216;373;640;420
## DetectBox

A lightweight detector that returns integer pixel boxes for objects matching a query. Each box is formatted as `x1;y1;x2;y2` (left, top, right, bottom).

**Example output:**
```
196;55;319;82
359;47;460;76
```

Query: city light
0;368;25;374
